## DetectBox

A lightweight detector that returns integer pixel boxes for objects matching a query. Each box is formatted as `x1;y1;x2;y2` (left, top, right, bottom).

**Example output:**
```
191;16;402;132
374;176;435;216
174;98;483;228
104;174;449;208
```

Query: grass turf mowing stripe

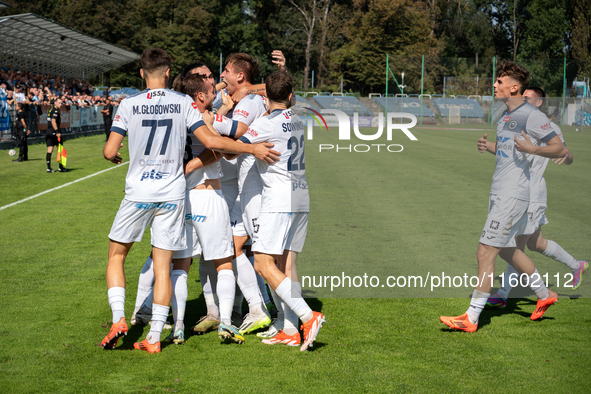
0;161;129;211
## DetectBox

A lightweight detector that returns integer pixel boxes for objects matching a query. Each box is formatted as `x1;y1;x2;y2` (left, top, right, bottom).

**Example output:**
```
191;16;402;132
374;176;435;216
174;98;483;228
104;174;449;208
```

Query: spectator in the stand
101;97;113;141
13;103;30;162
14;86;26;103
0;82;12;133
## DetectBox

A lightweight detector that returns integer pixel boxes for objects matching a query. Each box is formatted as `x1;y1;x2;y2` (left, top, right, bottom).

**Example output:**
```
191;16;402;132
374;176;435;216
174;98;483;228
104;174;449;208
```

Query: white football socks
199;260;219;318
530;269;550;300
466;290;490;324
282;282;303;336
146;303;169;344
171;269;188;332
134;257;154;314
269;287;284;330
108;286;126;323
217;269;236;326
543;240;579;271
497;264;519;299
235;254;265;315
275;277;313;323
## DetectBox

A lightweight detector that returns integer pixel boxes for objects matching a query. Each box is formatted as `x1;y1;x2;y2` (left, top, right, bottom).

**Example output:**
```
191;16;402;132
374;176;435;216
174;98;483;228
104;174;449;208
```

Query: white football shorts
186;189;233;260
108;198;186;251
252;212;309;255
241;190;262;239
221;179;239;211
524;202;549;235
479;194;528;248
230;192;247;237
172;219;203;259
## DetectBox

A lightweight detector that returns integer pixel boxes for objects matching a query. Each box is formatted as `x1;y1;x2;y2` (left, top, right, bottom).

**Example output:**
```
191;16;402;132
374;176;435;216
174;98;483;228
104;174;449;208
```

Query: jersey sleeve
110;99;129;136
232;96;260;126
212;113;237;137
550;122;566;145
239;118;271;144
526;111;556;143
185;97;203;133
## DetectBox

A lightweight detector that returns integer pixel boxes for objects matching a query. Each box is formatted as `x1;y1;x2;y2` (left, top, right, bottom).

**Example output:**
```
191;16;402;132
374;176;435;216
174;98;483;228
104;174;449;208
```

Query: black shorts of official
46;130;59;147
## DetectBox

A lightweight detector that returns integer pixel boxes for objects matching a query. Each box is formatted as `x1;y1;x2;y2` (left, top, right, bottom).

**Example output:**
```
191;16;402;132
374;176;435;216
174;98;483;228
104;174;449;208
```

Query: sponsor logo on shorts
140;169;170;181
135;202;177;211
186;213;207;222
490;220;500;230
230;220;238;227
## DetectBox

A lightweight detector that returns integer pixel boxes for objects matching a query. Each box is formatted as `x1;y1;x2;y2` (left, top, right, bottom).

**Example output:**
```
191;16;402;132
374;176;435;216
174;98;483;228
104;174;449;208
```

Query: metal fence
1;103;113;149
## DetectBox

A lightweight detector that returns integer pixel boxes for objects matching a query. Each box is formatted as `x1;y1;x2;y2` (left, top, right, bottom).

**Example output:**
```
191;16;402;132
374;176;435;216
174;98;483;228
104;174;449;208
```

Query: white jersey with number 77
110;88;203;202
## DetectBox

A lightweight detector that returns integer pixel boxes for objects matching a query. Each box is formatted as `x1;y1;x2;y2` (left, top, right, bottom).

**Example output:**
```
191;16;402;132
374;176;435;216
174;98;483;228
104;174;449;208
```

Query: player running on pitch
440;61;567;332
482;87;586;307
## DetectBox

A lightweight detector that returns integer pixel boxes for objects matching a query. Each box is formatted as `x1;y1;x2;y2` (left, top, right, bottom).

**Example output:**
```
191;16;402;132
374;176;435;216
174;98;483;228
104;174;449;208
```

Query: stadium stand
373;97;435;117
0;13;139;144
433;98;485;118
313;96;373;116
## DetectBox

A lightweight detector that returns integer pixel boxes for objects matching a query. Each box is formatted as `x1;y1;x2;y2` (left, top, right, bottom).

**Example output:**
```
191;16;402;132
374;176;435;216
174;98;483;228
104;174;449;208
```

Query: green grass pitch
0;128;589;393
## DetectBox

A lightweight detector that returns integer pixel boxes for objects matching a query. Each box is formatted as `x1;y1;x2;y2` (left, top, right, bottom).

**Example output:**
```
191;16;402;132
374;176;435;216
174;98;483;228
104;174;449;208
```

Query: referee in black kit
46;98;67;173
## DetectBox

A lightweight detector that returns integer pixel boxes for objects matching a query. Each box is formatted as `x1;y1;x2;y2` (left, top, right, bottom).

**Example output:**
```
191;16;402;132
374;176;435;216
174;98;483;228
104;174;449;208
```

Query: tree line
2;0;589;96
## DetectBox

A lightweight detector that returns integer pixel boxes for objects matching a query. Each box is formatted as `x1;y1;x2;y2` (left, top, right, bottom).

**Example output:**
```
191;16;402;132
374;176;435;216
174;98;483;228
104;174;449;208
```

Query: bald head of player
179;74;216;112
140;48;172;89
264;70;293;109
493;61;529;100
221;53;259;95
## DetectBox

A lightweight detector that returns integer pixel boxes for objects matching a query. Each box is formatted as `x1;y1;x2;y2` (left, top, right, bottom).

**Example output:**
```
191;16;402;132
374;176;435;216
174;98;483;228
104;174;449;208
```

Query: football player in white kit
101;48;203;353
130;54;286;337
240;70;325;351
174;73;280;344
440;62;568;332
483;87;586;307
219;53;279;335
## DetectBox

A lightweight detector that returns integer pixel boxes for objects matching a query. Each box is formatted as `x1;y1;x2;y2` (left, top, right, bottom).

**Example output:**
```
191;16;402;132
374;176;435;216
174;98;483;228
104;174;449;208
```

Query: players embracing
100;48;280;353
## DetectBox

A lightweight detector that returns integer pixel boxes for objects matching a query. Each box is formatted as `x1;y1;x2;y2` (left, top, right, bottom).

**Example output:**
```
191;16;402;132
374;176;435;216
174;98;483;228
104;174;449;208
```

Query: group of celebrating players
99;47;324;353
96;47;585;351
441;61;587;332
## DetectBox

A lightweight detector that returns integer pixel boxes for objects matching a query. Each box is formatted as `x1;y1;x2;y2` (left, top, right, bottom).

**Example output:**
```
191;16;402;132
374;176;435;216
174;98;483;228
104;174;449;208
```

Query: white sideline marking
0;162;129;211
